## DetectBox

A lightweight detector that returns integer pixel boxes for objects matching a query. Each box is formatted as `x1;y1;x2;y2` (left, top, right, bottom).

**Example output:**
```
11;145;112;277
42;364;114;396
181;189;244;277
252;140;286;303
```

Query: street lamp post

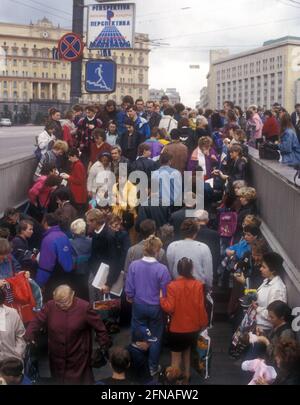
70;0;84;105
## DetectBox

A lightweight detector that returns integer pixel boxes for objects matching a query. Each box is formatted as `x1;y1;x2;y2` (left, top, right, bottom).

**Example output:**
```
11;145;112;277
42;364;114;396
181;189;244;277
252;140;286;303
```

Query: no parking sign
58;33;84;62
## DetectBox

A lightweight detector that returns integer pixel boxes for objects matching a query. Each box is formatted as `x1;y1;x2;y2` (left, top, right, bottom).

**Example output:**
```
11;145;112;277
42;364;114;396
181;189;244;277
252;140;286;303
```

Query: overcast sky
1;0;300;105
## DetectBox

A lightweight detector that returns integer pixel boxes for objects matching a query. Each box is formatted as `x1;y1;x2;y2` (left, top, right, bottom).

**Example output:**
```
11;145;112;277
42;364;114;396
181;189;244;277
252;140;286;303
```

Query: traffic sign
85;60;117;93
58;33;84;62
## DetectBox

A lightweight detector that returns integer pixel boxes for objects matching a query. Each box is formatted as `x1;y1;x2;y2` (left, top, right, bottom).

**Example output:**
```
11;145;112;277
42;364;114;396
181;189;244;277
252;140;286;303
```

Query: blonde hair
243;215;261;228
0;238;11;255
238;187;257;201
53;140;69;153
70;219;87;236
143;235;163;257
196;116;208;127
198;136;213;149
85;209;105;225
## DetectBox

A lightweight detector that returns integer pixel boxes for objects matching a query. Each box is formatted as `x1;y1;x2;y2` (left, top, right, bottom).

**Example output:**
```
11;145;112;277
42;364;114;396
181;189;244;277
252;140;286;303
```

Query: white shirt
37;130;56;154
256;276;287;330
0;305;26;362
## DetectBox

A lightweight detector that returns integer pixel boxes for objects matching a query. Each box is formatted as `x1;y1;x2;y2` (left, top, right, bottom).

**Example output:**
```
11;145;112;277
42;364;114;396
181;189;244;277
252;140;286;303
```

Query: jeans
132;302;164;372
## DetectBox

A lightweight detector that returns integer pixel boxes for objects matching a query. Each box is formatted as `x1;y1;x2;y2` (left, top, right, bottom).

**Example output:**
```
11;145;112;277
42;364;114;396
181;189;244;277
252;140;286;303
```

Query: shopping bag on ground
193;329;212;379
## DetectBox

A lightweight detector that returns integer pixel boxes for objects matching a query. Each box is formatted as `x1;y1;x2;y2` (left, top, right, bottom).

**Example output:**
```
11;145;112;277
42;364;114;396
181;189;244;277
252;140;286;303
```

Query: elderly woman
235;187;257;240
195;116;210;143
25;285;110;385
70;219;92;301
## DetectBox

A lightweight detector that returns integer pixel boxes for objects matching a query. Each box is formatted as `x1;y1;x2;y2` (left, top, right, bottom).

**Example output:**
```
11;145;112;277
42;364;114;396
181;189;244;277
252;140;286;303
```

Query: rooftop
213;36;300;65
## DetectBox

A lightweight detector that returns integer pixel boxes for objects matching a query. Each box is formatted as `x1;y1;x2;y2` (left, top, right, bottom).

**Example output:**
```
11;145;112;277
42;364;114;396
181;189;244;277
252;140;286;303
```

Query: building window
22;91;28;100
23;82;27;89
34;72;37;78
13;81;17;89
13;91;18;99
139;88;143;95
43;62;48;68
13;59;17;66
41;49;49;58
54;73;56;79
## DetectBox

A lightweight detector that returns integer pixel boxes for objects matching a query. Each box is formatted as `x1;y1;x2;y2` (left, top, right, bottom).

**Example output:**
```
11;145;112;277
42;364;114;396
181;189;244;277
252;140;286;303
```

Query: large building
149;88;165;102
0;18;150;121
206;37;300;112
165;88;181;104
199;86;209;109
149;88;181;104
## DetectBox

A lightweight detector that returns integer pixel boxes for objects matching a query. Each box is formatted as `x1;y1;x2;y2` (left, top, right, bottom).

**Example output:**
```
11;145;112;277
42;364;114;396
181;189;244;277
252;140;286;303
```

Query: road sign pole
70;0;84;105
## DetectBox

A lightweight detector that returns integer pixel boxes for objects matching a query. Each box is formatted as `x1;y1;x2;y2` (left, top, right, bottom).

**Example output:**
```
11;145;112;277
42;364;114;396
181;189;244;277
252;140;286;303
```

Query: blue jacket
35;226;73;287
0;254;21;280
134;116;151;139
279;129;300;165
227;239;251;260
116;110;128;137
70;236;92;276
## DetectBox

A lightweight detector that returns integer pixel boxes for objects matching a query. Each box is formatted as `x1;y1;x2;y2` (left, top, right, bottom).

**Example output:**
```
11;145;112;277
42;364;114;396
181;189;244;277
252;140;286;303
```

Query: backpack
218;211;238;238
212;131;223;154
34;146;42;161
258;142;280;160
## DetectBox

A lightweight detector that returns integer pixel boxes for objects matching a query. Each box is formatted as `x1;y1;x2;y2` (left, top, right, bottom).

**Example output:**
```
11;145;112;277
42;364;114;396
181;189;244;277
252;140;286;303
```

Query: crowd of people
0;95;299;386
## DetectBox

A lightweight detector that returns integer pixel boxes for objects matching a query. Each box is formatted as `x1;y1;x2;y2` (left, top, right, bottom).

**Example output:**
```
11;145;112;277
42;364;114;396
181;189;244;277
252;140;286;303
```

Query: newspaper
92;263;124;297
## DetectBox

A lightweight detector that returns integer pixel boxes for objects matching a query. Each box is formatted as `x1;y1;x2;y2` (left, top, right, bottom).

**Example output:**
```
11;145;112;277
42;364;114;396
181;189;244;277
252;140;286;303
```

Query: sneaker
150;365;162;377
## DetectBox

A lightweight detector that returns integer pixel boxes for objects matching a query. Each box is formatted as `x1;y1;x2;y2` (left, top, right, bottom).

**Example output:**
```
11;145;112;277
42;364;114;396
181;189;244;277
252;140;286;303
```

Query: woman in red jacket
60;148;88;215
262;111;280;143
160;257;208;383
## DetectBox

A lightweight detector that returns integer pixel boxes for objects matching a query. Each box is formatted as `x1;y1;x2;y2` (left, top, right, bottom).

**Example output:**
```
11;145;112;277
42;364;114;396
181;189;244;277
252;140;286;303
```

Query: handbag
93;294;121;323
90;348;109;369
229;305;257;359
258;142;280;160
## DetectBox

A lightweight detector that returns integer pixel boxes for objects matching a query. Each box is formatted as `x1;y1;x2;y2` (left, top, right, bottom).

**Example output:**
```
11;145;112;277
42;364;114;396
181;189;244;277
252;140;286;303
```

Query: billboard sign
87;2;136;50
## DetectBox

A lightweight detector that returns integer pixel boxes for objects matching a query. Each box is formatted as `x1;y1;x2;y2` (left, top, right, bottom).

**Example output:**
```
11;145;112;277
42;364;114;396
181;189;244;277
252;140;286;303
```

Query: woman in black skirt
160;258;208;383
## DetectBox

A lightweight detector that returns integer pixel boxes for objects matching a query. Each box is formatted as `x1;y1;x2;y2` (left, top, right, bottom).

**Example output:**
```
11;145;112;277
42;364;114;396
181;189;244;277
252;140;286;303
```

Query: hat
132;326;158;344
97;151;112;161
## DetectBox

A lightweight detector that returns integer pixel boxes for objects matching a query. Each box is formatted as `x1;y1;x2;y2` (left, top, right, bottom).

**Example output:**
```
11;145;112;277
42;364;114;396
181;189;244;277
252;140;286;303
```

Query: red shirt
160;278;208;333
89;142;112;164
68;160;88;204
262;116;280;139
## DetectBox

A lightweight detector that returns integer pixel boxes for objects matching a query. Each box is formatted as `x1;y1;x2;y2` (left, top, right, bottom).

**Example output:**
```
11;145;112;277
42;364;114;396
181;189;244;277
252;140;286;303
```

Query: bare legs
171;347;191;383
